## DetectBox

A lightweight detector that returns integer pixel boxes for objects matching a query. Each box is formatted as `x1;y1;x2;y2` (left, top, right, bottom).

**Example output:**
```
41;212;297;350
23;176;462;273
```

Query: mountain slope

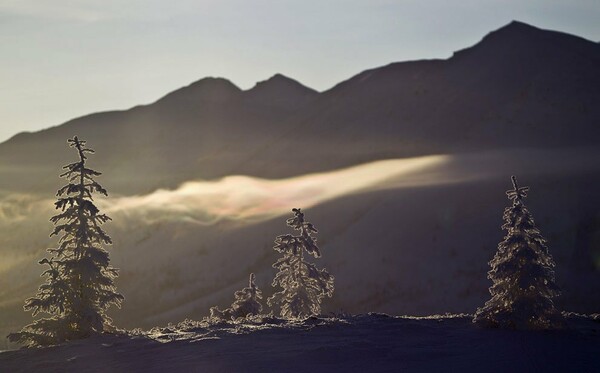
0;76;317;194
0;21;598;194
250;21;600;174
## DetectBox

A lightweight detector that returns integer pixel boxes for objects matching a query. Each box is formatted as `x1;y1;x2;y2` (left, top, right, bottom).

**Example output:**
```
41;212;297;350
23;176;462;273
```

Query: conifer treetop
274;208;321;258
506;175;529;203
249;273;257;288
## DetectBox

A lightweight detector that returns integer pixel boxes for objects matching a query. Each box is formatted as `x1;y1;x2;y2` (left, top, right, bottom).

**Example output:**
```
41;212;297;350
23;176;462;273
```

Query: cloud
1;148;598;228
102;147;600;226
103;155;448;225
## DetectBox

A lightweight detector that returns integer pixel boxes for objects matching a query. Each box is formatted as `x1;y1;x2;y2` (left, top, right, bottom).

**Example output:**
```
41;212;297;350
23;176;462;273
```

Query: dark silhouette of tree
268;208;334;319
210;273;263;320
9;136;123;346
473;176;561;329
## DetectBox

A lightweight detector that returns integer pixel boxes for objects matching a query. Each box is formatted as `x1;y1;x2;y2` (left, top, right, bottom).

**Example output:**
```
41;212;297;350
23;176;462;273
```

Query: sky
0;0;598;143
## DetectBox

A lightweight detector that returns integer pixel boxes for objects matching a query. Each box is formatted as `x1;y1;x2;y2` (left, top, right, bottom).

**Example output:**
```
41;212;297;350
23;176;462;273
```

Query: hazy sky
1;0;598;143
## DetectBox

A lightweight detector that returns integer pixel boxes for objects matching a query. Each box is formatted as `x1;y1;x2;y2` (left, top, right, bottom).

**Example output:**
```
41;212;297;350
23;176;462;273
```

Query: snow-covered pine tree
473;176;562;329
8;136;123;347
267;208;334;319
230;273;263;318
210;273;263;320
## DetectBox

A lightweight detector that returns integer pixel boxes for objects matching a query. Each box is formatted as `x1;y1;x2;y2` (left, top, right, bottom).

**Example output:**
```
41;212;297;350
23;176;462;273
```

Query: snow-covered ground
1;313;599;373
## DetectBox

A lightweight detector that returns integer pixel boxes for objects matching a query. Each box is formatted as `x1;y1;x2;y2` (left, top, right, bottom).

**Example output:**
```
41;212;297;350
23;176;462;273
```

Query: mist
1;148;597;231
99;147;599;225
103;154;447;225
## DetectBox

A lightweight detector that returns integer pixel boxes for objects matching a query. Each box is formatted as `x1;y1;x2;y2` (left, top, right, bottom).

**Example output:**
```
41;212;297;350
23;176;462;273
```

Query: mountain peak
190;76;239;88
244;74;318;109
249;74;317;93
500;20;539;32
267;73;293;82
451;20;600;62
482;20;545;41
155;77;242;104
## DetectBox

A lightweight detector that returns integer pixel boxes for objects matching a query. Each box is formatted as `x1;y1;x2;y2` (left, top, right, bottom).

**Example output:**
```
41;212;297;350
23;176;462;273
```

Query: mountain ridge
155;77;243;105
0;20;598;194
242;73;319;110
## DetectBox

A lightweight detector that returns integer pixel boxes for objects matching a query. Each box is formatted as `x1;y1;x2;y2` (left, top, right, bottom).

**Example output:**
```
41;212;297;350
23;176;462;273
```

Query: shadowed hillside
0;21;598;194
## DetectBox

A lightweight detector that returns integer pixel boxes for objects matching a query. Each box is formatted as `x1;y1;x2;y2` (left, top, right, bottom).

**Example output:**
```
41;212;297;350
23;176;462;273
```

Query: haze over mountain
0;21;599;339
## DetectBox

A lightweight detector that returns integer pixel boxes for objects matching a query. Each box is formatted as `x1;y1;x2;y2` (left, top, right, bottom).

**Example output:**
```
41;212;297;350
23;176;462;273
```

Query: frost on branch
210;273;264;320
8;136;124;347
267;208;334;319
473;176;562;329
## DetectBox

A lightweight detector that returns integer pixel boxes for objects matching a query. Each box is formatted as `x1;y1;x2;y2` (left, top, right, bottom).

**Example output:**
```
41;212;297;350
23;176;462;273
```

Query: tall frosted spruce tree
268;208;334;319
9;136;123;347
473;176;561;329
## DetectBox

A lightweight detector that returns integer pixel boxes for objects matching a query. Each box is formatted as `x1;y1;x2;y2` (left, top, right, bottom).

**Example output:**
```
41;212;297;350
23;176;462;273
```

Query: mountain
0;21;599;194
257;21;600;173
244;73;318;108
0;75;318;194
0;21;599;338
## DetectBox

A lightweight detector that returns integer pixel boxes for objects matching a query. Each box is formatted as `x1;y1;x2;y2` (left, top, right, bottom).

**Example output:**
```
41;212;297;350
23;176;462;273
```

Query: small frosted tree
9;136;123;347
267;208;334;319
210;273;263;320
473;176;561;329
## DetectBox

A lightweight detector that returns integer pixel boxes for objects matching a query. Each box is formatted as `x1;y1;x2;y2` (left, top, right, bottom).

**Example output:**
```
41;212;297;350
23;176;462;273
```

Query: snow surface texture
0;314;598;372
